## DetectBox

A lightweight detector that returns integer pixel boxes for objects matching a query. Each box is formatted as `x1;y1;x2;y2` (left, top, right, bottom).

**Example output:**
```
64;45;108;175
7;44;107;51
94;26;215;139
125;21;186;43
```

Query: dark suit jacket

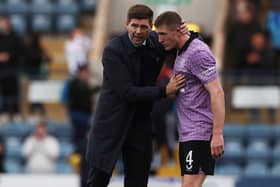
86;32;166;174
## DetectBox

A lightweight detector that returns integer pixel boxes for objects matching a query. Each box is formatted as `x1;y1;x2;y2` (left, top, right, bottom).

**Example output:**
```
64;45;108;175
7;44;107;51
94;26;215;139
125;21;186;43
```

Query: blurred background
0;0;280;187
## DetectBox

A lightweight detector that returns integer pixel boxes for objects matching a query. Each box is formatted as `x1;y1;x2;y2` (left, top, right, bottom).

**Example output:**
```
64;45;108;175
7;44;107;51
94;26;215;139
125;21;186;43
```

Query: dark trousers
87;118;153;187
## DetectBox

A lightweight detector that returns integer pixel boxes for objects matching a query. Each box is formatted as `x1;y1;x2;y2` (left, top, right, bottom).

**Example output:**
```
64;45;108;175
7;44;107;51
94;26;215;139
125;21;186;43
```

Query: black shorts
179;140;215;176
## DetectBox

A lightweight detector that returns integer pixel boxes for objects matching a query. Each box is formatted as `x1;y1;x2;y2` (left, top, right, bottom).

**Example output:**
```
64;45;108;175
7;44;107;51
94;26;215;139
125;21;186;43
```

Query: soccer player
155;11;225;187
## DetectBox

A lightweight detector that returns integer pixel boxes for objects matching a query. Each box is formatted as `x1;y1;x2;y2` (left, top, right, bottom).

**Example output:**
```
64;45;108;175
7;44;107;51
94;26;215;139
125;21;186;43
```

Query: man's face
126;18;151;46
156;25;179;51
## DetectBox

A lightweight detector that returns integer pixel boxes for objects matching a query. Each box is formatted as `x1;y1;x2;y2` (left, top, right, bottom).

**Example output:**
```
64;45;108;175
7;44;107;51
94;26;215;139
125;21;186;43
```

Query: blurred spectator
22;122;59;173
67;64;99;148
64;28;93;76
242;30;277;123
24;32;52;118
24;32;51;80
0;16;25;118
226;1;262;73
0;134;4;173
242;30;276;82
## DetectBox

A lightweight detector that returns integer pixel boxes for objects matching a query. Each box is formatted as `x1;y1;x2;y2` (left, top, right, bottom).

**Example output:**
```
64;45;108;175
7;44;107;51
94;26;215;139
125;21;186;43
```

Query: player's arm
204;78;225;159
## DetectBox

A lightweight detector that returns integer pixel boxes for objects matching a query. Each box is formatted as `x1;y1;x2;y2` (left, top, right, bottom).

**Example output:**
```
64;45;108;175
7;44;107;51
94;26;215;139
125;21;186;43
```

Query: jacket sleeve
102;44;166;102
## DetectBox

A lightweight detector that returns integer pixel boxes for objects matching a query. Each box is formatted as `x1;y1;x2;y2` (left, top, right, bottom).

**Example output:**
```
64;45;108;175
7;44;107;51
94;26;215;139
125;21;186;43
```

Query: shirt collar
128;33;147;47
178;31;200;56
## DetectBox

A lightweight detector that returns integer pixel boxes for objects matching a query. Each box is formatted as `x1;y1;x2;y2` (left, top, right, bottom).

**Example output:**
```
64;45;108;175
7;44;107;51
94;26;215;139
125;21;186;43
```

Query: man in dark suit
86;4;185;187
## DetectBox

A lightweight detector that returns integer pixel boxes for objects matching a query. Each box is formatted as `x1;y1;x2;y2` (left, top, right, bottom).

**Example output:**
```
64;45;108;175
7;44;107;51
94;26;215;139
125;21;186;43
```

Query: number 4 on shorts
185;150;193;170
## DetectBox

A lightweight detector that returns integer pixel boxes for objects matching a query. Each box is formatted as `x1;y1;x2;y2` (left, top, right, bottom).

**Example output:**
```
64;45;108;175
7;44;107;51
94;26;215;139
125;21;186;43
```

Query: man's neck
178;34;190;50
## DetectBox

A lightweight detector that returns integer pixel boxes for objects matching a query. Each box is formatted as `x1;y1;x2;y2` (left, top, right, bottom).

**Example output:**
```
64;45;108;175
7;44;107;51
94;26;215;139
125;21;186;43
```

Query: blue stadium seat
56;161;74;174
271;162;280;176
80;0;97;12
56;14;77;32
59;142;74;160
274;126;280;142
6;0;28;14
47;123;72;142
246;140;271;161
247;124;274;142
5;137;22;159
267;11;280;50
9;14;27;35
56;0;79;14
4;159;23;173
222;139;245;165
31;14;52;32
0;123;32;140
0;1;7;15
272;141;280;162
223;123;246;141
30;0;54;14
244;162;270;176
215;164;242;176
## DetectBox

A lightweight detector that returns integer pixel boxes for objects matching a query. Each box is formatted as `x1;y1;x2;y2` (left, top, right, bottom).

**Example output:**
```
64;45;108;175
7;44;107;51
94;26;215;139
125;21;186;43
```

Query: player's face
156;25;179;51
126;18;152;46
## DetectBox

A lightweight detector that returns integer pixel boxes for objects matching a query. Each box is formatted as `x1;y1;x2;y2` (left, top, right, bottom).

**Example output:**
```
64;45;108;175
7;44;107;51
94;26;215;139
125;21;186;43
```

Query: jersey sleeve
190;49;217;84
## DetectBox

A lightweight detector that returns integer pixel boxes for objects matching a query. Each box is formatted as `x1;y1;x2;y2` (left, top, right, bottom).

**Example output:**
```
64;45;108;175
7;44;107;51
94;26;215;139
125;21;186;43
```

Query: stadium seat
47;123;72;142
244;162;270;176
222;139;245;165
215;164;242;176
0;123;32;140
30;0;54;14
246;140;271;161
5;137;22;159
56;161;74;174
274;125;280;142
0;1;7;15
272;141;280;162
267;11;280;50
9;14;27;35
56;14;77;32
271;162;280;176
247;124;274;142
80;0;97;12
223;123;246;141
59;142;75;160
6;0;28;14
56;0;79;14
4;159;23;173
31;14;52;32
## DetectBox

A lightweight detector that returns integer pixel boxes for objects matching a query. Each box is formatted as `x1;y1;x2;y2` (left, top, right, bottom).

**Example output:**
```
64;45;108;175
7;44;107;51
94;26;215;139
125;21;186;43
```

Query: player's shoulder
189;39;212;57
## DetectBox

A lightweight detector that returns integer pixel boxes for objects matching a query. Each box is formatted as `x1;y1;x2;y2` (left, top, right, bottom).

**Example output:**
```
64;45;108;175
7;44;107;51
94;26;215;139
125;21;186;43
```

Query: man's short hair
154;11;182;30
127;4;153;25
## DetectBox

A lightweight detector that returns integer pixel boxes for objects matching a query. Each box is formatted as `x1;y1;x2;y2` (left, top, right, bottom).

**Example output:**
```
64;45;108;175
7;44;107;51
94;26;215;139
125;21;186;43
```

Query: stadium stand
243;162;270;176
215;164;243;176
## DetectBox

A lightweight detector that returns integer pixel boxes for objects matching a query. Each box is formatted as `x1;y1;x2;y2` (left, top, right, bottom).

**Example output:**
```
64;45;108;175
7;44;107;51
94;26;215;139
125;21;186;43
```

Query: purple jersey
174;38;217;142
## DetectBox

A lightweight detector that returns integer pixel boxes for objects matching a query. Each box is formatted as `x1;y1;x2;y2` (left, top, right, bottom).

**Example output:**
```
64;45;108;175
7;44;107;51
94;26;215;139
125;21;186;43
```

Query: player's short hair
154;11;182;30
127;4;153;25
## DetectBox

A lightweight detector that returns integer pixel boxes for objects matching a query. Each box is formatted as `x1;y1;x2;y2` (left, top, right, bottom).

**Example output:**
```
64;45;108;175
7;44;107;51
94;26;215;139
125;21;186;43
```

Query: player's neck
178;34;190;50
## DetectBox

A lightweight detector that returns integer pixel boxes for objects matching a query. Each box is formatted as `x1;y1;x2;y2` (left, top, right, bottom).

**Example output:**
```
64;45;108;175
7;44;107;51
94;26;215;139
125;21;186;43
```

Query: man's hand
179;21;188;34
166;74;185;97
210;133;224;159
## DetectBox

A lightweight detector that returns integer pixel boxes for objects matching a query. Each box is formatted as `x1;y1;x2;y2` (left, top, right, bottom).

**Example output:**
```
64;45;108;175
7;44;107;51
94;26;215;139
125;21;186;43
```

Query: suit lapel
120;33;141;84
